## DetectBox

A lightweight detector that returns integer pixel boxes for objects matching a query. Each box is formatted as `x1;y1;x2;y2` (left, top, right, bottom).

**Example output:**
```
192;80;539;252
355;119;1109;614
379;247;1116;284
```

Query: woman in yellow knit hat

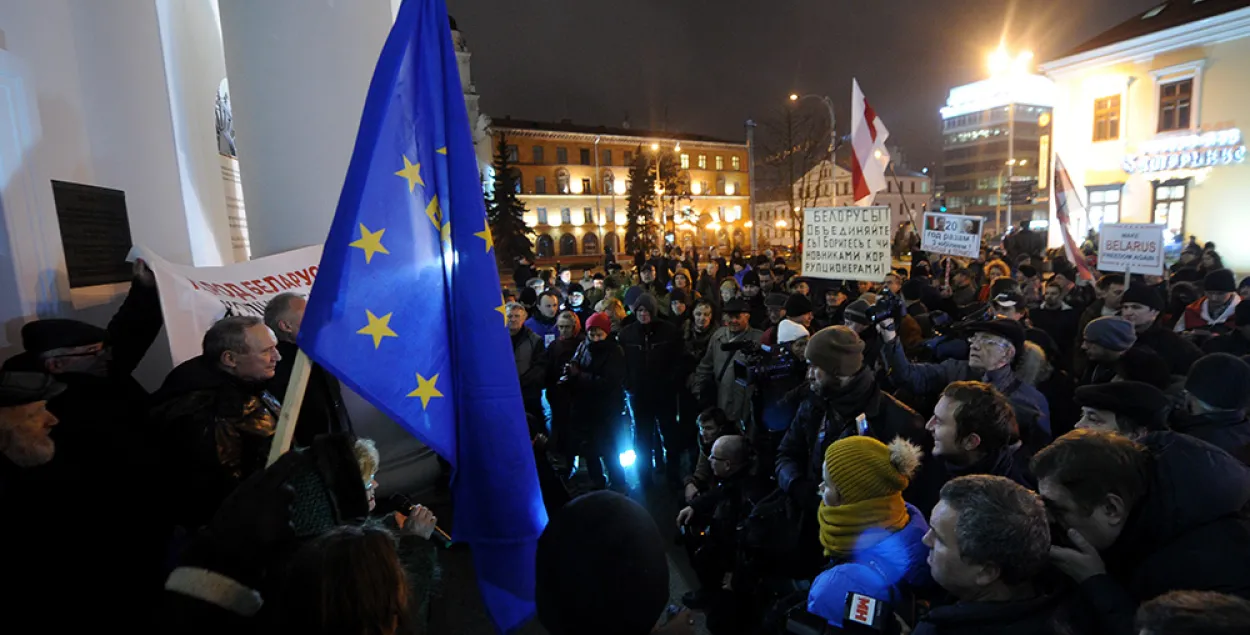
806;435;933;629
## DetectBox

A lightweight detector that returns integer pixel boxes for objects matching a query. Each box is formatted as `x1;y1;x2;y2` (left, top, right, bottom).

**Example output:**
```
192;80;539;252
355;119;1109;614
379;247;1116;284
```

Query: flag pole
886;162;921;238
267;349;313;466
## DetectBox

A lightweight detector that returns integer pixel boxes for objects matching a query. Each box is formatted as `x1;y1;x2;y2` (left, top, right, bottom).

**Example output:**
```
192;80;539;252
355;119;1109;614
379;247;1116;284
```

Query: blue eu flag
297;0;547;630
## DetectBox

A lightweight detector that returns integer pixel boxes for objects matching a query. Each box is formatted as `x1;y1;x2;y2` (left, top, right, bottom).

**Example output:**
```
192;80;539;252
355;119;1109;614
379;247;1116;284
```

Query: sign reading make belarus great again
801;206;892;282
132;245;323;365
1098;223;1165;276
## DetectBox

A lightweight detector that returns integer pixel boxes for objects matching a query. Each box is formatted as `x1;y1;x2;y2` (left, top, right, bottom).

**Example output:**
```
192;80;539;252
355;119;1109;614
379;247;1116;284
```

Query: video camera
862;288;905;326
722;339;803;387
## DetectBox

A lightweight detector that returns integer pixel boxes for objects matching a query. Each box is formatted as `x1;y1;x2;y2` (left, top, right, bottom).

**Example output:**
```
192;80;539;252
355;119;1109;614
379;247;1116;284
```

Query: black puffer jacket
913;591;1082;635
1171;410;1250;466
568;337;626;443
619;318;682;394
1134;324;1203;375
151;356;281;528
1079;431;1250;635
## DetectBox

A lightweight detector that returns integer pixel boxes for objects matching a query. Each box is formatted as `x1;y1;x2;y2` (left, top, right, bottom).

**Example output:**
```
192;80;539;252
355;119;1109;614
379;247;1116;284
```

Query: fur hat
805;326;865;376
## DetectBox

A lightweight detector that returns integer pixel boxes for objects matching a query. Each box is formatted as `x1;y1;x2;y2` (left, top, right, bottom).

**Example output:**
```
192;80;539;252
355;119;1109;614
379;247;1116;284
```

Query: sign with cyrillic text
921;212;983;259
1098;223;1164;276
133;245;323;365
801;206;892;282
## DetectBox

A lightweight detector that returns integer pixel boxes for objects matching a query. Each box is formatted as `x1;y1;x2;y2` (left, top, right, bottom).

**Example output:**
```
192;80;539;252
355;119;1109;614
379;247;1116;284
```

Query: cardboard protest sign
1098;223;1165;276
134;245;323;364
801;206;892;282
921;212;983;259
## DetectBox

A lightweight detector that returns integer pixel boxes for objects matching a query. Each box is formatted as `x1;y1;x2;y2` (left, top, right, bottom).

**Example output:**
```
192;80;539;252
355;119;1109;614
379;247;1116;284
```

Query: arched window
556;169;571;194
559;234;578;256
536;234;554;258
582;233;600;255
605;232;620;255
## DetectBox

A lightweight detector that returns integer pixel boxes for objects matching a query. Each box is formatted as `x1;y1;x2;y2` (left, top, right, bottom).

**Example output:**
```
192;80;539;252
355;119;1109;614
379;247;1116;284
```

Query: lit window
537;208;548;225
715;156;724;170
680;154;690;169
1093;95;1121;142
698;155;707;169
1158;79;1193;132
560;208;572;225
582;178;592;194
1087;185;1122;232
732;156;741;170
1152;180;1187;244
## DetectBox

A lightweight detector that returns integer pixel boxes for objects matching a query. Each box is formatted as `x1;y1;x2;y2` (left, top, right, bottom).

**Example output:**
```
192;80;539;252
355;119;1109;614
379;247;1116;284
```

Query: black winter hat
1121;284;1164;312
21;319;108;354
967;318;1026;355
742;270;761;287
536;492;669;635
1205;268;1237;293
1186;353;1250;410
722;298;750;315
1074;381;1169;431
669;288;690;305
567;283;585;295
765;293;789;309
783;293;813;316
519;288;538;306
0;372;65;407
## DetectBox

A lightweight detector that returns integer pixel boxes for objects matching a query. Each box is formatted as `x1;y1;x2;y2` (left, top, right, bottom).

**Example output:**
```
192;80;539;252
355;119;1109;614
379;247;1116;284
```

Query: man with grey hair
508;301;546;418
151;315;283;528
918;475;1080;633
264;292;351;446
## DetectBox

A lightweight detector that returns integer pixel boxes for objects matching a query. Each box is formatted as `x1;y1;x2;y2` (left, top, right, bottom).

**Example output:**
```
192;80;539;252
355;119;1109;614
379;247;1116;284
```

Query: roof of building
1063;0;1250;57
490;116;742;146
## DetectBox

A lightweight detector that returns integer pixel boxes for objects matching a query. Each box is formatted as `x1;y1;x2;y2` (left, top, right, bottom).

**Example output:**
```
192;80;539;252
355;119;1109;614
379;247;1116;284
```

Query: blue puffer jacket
807;503;933;628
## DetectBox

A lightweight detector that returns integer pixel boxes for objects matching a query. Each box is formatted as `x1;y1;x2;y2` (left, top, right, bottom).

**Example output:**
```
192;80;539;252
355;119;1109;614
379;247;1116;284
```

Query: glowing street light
650;142;660;151
691;181;702;195
989;47;1034;77
776;219;788;228
789;93;799;101
614;180;627;195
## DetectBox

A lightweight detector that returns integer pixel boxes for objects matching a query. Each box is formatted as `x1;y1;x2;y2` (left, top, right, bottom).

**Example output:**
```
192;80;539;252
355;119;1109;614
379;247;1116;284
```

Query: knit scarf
818;493;909;557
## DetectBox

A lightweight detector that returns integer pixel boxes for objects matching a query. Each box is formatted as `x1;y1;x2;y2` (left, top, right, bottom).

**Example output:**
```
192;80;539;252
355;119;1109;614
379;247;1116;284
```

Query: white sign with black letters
801;206;892;282
1098;223;1165;276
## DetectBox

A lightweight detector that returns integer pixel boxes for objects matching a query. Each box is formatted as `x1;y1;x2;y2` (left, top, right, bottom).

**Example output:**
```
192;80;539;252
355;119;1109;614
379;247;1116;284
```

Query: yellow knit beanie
823;436;922;505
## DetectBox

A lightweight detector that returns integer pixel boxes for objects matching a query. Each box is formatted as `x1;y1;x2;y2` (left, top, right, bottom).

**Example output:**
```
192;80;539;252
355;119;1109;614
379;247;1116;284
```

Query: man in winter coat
1073;274;1127;375
679;300;719;445
264;292;351;447
1072;381;1170;439
1031;278;1080;363
1035;429;1250;635
776;326;924;507
1173;353;1250;465
694;299;763;429
507;302;546;419
1176;268;1241;335
906;381;1037;518
620;293;685;484
1118;284;1202;375
150;316;283;529
1077;316;1137;387
879;317;1051;449
526;290;563;347
918;475;1083;634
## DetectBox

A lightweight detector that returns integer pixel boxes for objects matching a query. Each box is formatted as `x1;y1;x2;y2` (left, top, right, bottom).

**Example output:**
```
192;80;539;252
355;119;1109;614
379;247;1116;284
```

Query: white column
216;0;395;258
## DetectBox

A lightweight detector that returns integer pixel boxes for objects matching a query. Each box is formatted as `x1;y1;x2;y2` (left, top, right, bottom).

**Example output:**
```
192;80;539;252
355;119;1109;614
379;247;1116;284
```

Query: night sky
449;0;1159;169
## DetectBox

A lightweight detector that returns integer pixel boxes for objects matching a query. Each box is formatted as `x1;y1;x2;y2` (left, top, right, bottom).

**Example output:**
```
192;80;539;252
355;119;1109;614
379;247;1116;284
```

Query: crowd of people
4;228;1250;634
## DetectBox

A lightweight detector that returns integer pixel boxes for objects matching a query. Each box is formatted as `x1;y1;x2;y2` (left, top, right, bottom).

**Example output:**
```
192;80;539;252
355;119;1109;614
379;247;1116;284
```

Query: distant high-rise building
940;73;1055;235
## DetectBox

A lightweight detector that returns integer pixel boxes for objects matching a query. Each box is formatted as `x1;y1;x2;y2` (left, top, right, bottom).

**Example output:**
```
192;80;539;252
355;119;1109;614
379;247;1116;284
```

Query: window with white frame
1086;185;1122;232
1152;180;1188;244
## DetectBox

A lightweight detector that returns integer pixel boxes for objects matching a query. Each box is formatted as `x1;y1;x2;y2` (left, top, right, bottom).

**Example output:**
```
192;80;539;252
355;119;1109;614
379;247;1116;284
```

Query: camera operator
775;326;925;574
878;317;1051;448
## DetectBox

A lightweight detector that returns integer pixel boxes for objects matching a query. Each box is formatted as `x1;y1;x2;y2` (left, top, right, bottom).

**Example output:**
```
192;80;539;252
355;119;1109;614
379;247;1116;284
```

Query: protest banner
1097;223;1165;276
801;206;892;282
132;245;323;365
921;212;983;259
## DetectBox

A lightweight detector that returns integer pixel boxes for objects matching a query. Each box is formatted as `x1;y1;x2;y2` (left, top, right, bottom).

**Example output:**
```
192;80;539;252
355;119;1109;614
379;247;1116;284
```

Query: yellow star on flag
436;147;447;155
395;155;424;192
425;195;443;232
407;373;443;409
356;310;399;349
474;219;494;253
349;224;389;264
495;294;508;324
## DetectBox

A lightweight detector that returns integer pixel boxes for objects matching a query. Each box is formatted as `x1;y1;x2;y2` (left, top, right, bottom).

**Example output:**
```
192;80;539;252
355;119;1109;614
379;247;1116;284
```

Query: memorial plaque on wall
51;180;134;288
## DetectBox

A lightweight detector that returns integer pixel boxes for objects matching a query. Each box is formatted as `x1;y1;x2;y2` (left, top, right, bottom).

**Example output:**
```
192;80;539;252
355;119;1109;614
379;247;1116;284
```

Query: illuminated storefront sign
1122;128;1247;174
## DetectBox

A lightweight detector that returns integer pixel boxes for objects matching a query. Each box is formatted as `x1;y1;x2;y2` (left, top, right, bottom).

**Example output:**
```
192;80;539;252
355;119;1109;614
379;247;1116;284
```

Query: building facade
1041;0;1250;272
940;75;1055;234
755;159;931;247
490;118;750;261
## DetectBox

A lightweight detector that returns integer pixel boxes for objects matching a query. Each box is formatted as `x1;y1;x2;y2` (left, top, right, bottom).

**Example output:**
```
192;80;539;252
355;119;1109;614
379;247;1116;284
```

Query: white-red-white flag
851;79;891;206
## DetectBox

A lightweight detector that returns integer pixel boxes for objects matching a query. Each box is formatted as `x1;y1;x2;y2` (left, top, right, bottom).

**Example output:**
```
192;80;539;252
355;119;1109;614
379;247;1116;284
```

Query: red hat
585;312;612;333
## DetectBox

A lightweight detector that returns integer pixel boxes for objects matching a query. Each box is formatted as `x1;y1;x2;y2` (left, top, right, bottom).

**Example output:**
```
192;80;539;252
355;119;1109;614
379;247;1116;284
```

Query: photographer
878;317;1051;446
695;299;764;428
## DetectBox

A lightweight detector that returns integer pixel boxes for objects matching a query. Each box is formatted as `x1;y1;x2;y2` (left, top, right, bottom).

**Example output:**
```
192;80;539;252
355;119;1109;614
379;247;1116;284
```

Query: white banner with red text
133;245;323;365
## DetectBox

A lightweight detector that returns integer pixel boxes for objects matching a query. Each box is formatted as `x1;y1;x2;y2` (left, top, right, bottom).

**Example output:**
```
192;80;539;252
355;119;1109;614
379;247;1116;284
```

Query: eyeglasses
969;334;1011;349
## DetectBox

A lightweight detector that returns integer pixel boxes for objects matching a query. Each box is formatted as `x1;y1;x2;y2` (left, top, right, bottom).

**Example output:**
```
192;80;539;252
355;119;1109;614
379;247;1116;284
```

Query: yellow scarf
818;493;909;557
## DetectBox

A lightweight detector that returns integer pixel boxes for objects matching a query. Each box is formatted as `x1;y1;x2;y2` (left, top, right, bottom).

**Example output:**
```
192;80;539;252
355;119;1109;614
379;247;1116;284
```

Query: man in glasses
879;317;1051;450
